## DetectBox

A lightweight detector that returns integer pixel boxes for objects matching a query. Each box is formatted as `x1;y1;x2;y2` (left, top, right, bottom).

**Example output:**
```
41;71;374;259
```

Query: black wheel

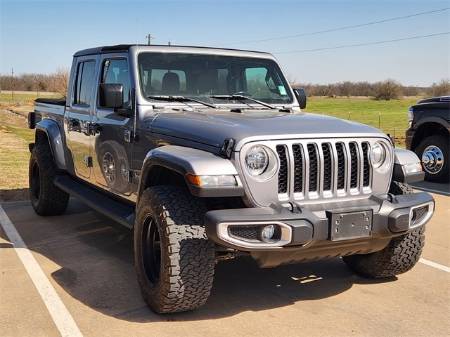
342;181;424;278
29;141;69;215
415;135;449;182
134;186;215;313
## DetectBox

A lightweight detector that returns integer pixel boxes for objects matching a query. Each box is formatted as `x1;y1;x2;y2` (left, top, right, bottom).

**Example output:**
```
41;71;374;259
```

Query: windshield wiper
147;95;217;109
209;93;276;110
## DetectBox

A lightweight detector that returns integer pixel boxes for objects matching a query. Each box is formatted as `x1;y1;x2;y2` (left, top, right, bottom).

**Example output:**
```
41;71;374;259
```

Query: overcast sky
1;0;449;86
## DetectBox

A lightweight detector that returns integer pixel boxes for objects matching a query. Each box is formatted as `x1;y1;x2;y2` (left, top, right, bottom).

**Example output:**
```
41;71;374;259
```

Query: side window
73;60;96;106
101;59;131;108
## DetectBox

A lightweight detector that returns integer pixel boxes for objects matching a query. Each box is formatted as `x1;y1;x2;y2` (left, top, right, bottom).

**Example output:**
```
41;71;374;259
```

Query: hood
149;109;385;150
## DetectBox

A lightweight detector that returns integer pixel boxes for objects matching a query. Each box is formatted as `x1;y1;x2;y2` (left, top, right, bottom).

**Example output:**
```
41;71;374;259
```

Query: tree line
292;79;449;100
0;69;69;96
0;70;448;100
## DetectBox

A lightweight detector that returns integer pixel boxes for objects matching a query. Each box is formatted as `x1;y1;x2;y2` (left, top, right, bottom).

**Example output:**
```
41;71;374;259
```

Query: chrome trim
217;221;292;249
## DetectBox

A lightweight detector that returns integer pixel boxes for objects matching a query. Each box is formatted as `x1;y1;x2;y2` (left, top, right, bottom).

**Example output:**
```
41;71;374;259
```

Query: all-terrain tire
342;181;424;278
134;186;215;313
29;141;69;215
415;134;449;183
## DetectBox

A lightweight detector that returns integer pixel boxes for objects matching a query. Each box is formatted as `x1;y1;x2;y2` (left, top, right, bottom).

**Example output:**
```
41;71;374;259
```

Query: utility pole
146;34;154;45
11;67;14;102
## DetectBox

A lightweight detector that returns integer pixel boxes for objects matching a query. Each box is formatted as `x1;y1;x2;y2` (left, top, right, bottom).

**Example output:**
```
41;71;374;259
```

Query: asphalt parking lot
1;190;449;337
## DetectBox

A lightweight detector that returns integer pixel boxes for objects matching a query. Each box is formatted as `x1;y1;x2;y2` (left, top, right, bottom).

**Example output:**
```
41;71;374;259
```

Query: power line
228;7;450;45
274;31;450;54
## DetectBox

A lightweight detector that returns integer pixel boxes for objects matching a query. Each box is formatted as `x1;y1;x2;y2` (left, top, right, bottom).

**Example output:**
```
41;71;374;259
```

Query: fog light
260;225;276;243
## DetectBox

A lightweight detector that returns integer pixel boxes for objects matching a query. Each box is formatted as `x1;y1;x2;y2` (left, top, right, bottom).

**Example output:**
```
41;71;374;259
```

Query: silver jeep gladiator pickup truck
28;44;434;314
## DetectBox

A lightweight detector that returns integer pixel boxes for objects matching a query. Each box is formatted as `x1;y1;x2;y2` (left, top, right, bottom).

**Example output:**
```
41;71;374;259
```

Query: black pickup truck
406;96;450;182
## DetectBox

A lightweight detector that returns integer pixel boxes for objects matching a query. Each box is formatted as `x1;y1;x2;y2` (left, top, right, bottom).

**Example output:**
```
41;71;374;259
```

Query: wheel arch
411;120;449;150
136;145;243;204
34;119;67;170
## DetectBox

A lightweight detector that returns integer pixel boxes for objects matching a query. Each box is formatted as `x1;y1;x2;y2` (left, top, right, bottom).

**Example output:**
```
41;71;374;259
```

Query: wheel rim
31;162;40;200
141;215;162;285
421;145;444;175
102;152;116;184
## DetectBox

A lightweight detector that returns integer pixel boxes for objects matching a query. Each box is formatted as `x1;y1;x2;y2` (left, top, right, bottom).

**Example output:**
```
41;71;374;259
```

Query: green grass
0;91;61;105
304;96;420;144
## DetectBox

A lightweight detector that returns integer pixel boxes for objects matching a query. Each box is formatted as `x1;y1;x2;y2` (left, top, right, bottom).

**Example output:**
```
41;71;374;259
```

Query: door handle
67;118;80;131
87;122;101;135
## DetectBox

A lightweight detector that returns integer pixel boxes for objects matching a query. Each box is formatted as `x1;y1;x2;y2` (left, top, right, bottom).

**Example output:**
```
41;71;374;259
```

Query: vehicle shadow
0;200;396;323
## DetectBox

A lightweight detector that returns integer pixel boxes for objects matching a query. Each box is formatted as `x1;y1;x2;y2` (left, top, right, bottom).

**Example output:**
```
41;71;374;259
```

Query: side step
54;175;135;229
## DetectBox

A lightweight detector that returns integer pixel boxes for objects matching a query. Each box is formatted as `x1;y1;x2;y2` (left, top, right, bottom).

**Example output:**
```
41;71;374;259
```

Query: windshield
138;52;293;105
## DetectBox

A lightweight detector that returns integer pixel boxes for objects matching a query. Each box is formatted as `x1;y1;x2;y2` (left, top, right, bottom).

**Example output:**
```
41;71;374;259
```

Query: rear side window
73;60;96;106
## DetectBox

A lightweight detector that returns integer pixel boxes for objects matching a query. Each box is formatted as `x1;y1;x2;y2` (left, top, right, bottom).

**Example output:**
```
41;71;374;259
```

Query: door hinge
124;129;133;143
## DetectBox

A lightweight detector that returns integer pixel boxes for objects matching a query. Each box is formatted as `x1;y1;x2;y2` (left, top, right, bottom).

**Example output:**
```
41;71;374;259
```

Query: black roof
73;44;270;57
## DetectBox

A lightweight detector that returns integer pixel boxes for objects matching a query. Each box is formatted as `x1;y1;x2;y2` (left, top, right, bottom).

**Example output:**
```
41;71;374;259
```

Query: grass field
305;96;418;143
0;92;421;199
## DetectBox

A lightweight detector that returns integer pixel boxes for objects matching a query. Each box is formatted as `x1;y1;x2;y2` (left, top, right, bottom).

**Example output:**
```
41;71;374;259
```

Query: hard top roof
73;44;273;58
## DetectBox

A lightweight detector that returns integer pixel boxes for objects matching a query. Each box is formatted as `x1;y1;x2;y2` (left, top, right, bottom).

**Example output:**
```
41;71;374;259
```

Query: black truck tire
415;134;449;183
134;186;215;313
343;182;424;278
29;141;69;215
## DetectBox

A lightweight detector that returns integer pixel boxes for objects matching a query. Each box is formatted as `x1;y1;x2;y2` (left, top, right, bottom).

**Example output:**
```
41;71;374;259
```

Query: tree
374;80;402;100
51;68;69;97
430;79;450;97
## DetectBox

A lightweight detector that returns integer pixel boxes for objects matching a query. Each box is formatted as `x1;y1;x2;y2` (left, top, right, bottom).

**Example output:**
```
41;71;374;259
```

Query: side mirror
99;83;123;109
293;88;307;109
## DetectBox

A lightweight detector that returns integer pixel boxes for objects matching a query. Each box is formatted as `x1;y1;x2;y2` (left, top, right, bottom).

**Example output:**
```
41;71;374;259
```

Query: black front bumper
205;192;434;267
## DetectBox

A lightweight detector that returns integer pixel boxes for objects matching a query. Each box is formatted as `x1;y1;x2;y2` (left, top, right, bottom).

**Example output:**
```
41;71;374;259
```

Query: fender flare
393;148;424;184
137;145;243;201
35;119;66;170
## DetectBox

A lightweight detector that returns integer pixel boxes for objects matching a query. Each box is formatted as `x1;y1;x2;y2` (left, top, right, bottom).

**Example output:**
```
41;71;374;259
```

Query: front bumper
205;192;434;266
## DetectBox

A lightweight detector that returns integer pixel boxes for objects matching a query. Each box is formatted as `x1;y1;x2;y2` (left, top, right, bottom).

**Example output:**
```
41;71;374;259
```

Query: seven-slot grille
275;140;372;200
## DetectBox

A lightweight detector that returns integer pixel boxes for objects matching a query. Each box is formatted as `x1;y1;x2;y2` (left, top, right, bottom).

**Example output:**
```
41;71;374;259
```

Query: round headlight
245;146;269;176
370;142;386;168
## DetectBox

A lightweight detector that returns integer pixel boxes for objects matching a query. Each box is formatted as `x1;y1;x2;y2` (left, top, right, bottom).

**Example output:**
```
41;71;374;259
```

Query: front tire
343;182;425;278
29;141;69;215
134;186;215;313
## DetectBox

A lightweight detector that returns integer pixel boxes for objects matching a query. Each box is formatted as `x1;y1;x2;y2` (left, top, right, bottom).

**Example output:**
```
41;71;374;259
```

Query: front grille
274;140;372;201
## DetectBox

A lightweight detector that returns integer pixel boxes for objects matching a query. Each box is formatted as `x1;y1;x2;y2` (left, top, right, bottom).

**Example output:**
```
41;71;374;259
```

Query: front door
92;55;135;200
66;57;98;180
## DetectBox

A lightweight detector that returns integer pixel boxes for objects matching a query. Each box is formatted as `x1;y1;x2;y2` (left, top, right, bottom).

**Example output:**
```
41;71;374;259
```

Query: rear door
66;56;99;180
92;54;135;200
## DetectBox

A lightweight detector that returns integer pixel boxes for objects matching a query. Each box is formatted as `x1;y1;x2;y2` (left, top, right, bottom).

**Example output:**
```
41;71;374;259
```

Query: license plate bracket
328;210;372;241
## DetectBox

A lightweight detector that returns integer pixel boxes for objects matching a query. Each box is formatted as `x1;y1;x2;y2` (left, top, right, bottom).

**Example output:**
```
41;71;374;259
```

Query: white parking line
0;205;83;337
420;258;450;273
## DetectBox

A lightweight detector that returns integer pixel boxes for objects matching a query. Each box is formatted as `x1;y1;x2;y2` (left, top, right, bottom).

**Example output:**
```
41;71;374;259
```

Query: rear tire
415;135;449;182
343;181;425;278
29;141;69;215
134;186;215;313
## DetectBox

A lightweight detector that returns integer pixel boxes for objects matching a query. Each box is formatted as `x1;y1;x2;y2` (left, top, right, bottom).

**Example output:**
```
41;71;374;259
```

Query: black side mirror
99;83;123;109
293;88;307;109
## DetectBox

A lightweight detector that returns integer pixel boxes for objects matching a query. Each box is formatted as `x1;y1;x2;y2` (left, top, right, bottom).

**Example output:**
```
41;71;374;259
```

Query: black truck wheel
343;182;424;278
29;141;69;215
134;186;215;313
415;135;449;183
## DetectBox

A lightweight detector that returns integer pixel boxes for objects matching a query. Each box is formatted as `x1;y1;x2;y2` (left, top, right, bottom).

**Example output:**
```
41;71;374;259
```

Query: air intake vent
276;145;288;194
362;142;370;187
349;142;358;188
336;142;346;190
322;143;332;191
292;144;303;193
307;144;318;191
